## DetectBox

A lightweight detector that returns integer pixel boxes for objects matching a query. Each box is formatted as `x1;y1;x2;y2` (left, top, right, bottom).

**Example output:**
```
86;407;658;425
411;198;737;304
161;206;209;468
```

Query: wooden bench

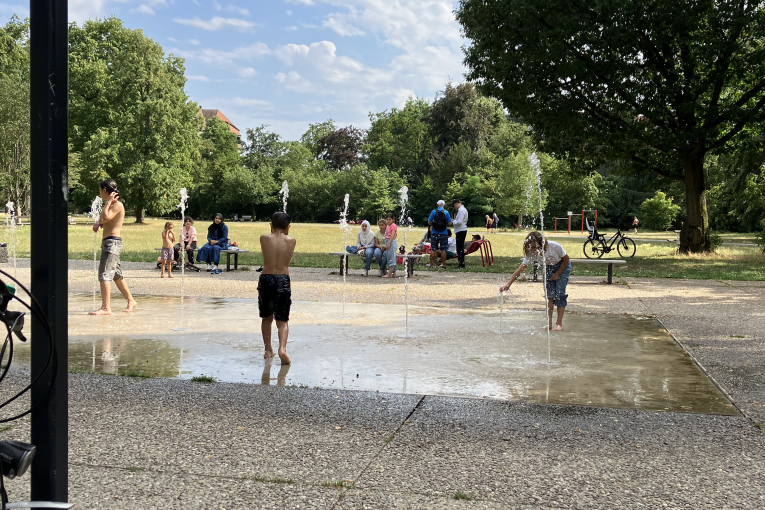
532;259;626;284
329;252;426;278
154;247;249;271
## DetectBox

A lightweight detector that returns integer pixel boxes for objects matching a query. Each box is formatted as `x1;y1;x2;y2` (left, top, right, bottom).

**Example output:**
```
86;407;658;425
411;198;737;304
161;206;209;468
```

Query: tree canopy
457;0;765;252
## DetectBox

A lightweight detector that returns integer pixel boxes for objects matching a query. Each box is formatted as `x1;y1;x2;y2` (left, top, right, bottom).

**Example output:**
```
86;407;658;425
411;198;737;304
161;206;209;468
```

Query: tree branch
629;155;684;182
707;93;765;151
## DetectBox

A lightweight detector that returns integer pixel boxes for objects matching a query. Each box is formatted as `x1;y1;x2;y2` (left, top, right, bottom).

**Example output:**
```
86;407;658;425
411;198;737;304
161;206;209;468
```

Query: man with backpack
428;200;453;269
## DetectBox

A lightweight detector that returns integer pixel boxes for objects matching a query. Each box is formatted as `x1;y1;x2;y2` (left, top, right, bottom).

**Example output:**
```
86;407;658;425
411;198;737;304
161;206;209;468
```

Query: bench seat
154;247;249;271
329;252;426;277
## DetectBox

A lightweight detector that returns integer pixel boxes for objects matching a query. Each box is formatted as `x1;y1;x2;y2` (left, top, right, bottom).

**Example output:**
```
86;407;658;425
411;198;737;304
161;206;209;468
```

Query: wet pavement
11;293;735;415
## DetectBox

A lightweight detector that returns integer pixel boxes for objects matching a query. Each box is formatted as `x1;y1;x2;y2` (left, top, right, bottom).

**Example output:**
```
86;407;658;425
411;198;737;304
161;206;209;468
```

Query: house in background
199;108;241;144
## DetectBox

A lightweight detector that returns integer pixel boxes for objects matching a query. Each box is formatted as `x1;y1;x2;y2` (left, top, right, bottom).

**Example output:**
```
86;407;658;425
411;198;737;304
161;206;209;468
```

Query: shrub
758;220;765;253
640;191;681;230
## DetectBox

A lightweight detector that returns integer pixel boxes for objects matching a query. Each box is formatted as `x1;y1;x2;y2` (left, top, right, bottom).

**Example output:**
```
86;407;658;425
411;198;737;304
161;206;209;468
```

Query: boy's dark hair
452;199;461;206
385;212;395;220
100;178;118;193
272;211;291;230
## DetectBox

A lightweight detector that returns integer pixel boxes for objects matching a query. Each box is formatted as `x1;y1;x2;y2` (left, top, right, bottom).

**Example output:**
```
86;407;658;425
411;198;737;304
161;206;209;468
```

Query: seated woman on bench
345;220;379;277
174;216;197;266
197;213;229;274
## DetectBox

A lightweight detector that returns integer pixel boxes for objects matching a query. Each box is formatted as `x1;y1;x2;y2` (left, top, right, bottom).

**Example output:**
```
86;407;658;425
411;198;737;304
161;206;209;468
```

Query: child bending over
259;211;297;364
500;231;571;331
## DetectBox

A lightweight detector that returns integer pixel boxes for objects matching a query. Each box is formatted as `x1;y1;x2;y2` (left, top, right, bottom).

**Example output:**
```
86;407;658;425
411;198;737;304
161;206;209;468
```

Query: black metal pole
29;0;69;505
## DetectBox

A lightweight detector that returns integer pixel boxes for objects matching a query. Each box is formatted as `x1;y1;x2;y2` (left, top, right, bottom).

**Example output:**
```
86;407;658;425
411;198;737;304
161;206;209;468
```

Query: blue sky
0;0;467;141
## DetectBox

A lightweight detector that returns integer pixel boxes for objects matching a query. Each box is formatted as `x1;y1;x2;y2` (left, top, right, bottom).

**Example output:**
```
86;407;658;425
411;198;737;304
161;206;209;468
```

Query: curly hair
523;231;548;256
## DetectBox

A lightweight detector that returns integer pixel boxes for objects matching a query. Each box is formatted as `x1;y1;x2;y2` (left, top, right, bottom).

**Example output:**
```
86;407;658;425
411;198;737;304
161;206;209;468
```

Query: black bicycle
583;227;636;259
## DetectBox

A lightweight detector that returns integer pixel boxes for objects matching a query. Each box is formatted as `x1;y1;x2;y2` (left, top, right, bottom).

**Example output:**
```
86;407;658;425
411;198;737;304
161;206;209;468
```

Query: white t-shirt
522;240;567;266
447;236;456;252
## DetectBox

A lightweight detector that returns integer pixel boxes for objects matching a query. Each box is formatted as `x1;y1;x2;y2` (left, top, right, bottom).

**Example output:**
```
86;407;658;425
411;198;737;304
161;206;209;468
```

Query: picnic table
329;252;426;277
154;247;249;271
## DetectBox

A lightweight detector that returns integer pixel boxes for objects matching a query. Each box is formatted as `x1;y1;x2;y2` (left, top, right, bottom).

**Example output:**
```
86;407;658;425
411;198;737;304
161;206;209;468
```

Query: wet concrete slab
10;293;736;415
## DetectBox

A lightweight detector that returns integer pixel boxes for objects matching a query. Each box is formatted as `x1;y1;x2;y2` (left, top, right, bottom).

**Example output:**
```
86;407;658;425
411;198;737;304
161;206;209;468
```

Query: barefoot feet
278;348;291;365
264;350;276;359
124;300;137;313
88;308;113;316
552;324;563;331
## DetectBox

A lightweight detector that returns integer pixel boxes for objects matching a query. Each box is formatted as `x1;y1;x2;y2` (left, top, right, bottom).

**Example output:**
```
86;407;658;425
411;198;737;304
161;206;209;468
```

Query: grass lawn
0;214;765;281
2;217;763;280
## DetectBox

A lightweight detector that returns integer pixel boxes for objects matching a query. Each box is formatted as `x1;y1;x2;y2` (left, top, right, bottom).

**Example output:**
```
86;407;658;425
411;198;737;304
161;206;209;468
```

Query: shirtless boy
258;211;296;364
89;179;137;315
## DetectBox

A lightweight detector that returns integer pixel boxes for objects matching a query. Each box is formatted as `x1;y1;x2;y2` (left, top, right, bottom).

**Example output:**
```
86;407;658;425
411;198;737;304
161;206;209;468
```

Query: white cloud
230;97;274;110
171;42;270;65
187;75;212;82
188;39;201;45
286;10;293;15
225;5;250;16
174;16;255;31
238;67;257;78
276;71;313;94
286;26;298;31
132;4;155;15
285;0;314;4
323;15;365;36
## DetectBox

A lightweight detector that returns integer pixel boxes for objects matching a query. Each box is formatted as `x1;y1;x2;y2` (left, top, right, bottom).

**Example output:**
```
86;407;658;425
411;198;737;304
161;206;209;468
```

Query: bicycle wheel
617;237;637;258
583;239;605;259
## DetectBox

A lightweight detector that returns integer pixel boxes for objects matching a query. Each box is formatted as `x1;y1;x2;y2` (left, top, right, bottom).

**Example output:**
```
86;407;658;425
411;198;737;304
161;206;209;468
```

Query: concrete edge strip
654;315;749;422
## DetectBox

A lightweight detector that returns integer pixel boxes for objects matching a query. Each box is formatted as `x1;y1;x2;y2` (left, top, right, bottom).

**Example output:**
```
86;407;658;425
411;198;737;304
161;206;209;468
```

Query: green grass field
2;217;763;280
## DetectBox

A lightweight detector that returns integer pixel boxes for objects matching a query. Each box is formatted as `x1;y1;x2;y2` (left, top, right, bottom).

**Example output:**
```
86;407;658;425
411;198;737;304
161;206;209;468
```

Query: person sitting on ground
373;219;388;277
259;211;296;365
197;213;229;274
414;225;432;252
381;213;398;278
446;229;457;260
174;216;197;266
500;231;571;331
160;221;175;278
345;220;378;277
428;200;453;269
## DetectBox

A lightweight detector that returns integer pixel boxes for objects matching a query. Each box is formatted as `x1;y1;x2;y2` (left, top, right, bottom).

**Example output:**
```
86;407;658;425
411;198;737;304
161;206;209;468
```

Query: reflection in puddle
8;294;737;415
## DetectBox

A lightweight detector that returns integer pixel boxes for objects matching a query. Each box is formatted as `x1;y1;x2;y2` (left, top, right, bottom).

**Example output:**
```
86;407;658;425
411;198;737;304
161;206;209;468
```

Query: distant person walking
632;216;639;234
452;199;468;269
89;178;137;315
428;200;453;269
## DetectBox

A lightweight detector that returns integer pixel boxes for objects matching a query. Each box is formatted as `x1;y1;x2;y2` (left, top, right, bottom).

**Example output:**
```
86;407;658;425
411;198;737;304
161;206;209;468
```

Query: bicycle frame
598;231;625;252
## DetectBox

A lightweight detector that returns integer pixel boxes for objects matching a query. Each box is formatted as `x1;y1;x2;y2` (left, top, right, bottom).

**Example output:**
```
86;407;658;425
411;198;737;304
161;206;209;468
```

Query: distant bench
329;252;426;278
154;247;249;272
532;258;627;284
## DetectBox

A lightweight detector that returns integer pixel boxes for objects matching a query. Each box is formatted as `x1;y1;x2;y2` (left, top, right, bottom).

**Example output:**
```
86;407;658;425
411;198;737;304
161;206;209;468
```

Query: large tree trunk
135;207;145;224
679;155;711;253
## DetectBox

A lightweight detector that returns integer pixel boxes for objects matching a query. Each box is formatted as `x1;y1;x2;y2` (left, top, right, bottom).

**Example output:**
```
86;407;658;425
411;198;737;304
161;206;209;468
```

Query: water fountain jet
529;153;551;363
398;186;411;337
279;181;290;213
338;194;351;319
88;196;103;309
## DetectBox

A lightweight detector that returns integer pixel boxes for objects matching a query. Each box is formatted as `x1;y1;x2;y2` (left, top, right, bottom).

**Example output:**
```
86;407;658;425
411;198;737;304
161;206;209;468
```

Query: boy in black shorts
258;212;297;364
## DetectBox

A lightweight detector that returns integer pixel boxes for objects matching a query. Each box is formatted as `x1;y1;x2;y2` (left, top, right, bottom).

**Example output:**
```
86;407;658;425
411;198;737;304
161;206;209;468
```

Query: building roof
199;108;241;138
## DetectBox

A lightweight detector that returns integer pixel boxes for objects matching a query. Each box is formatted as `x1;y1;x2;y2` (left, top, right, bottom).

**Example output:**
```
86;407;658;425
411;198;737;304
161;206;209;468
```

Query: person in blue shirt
427;200;453;269
197;213;229;274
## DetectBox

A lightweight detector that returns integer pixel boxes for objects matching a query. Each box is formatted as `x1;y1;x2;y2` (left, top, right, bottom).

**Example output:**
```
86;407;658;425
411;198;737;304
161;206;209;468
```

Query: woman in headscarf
345;220;378;277
197;213;229;274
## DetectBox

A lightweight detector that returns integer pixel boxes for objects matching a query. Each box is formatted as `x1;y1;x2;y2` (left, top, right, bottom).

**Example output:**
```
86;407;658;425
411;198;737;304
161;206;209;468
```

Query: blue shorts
545;261;571;307
431;233;448;252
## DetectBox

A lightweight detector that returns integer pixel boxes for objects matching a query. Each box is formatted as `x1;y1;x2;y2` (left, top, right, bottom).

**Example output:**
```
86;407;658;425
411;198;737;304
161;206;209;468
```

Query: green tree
69;17;201;222
278;142;336;222
457;0;765;252
316;126;367;171
641;191;681;230
193;117;241;217
358;166;402;220
0;17;30;214
300;119;335;155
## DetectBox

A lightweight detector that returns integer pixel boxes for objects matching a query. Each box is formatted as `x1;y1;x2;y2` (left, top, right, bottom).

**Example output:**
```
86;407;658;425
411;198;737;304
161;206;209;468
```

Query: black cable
0;269;57;423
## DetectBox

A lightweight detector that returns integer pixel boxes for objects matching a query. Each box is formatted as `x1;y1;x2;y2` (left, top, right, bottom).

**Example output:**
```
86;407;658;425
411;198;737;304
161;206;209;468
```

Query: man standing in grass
452;199;469;270
259;212;296;364
428;200;453;269
90;179;137;315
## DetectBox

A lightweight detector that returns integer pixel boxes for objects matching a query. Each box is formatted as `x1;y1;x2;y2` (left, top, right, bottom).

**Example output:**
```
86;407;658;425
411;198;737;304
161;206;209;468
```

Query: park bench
532;258;626;284
154;247;249;271
329;251;425;278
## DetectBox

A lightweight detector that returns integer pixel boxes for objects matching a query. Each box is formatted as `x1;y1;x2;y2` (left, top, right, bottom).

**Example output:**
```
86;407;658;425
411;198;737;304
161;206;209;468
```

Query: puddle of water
6;294;736;415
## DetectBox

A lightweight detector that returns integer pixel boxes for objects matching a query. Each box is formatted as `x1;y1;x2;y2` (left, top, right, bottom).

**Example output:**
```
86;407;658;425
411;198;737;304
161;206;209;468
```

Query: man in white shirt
452;199;469;269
